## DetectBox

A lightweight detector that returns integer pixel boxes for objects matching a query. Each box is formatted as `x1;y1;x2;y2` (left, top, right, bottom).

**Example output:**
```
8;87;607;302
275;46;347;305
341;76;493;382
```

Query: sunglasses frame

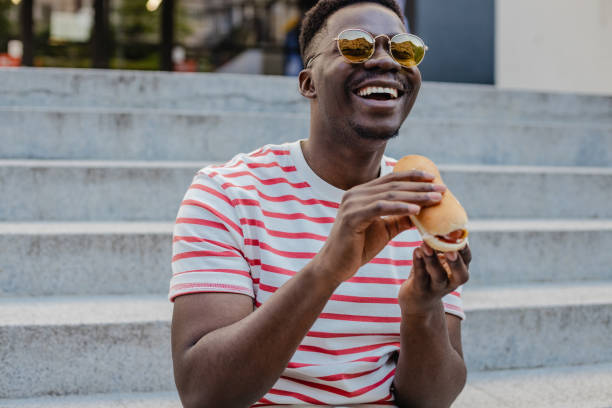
306;28;428;69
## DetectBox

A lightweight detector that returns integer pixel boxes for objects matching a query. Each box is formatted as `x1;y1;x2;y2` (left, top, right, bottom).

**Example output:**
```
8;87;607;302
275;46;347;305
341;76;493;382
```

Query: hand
312;170;447;286
398;242;471;315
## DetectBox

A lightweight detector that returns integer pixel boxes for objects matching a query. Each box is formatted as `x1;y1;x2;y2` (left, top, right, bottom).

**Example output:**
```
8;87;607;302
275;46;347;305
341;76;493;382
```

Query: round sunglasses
306;28;428;69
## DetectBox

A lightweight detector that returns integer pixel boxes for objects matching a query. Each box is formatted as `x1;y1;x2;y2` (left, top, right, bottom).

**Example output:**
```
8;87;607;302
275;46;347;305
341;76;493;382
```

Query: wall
496;0;612;95
415;0;495;84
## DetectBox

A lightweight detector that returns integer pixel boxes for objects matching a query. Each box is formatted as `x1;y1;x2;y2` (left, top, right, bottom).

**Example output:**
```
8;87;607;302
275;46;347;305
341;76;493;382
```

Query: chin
349;121;401;141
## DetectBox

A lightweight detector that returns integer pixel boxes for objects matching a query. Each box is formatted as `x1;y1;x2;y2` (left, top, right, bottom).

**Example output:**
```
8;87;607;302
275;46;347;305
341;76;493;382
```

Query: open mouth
355;86;404;101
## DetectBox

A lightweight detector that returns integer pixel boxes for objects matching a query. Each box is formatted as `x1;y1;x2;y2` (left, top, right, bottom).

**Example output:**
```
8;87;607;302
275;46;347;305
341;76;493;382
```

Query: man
170;1;471;407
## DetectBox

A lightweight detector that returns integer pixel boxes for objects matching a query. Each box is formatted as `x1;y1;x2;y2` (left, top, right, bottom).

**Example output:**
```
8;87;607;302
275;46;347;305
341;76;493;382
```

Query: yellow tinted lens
390;34;425;67
337;30;374;62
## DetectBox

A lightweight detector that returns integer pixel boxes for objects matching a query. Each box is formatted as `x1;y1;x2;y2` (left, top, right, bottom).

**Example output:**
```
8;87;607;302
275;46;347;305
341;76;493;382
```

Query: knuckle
385;191;397;201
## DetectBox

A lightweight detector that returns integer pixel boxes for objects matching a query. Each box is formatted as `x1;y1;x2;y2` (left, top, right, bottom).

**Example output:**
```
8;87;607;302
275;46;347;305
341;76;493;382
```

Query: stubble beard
347;119;401;141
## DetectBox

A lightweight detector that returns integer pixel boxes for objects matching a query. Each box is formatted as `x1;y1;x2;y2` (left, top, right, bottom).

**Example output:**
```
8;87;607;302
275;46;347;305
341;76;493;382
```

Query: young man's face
308;3;422;143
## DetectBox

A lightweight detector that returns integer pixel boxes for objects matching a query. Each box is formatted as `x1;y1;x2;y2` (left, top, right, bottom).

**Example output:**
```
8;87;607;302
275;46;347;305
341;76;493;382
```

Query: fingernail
415;249;422;259
428;192;442;200
422;245;433;256
433;184;447;192
445;252;458;261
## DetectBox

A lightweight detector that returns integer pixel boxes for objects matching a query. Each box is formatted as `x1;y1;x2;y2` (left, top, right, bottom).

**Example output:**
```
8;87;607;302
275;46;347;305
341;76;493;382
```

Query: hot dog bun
393;155;469;252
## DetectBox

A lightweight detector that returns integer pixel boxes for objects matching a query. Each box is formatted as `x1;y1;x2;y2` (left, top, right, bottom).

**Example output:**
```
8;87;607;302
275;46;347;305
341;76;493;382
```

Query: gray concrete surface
1;286;610;398
454;362;612;408
2;362;611;407
1;68;611;124
0;296;173;399
2;107;611;166
2;220;612;297
1;160;611;221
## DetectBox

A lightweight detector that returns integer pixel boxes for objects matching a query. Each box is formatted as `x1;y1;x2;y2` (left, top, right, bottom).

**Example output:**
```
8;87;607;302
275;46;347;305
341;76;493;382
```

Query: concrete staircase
1;67;611;408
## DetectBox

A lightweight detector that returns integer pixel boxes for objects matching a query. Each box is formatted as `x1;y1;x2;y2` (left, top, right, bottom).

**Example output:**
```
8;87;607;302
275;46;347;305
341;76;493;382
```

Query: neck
302;119;387;191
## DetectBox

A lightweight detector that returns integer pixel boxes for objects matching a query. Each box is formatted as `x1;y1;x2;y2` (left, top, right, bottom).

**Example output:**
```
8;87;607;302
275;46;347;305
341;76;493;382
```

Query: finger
368;190;444;208
370;170;436;186
364;180;447;194
420;243;448;287
458;243;472;266
410;248;429;291
443;251;470;288
349;200;420;229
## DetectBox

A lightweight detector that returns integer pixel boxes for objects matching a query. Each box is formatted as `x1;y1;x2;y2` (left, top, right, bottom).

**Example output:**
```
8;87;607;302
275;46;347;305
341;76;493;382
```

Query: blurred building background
0;0;611;95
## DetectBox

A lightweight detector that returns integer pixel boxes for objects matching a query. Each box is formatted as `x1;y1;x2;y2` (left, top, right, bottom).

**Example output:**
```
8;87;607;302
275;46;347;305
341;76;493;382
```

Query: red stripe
245;239;317;259
181;199;243;236
222;183;339;208
175;217;228;231
247;162;296;172
287;355;382;368
172;268;251;278
298;341;399;356
241;218;328;241
307;331;398;338
258;284;398;305
370;258;412;266
386;160;397;166
171;282;252;293
189;184;232;205
450;291;461;297
262;209;335;223
444;303;463;313
319;312;402;323
282;368;395;398
254;264;405;284
172;236;243;255
249;148;291;157
347;276;405;284
212;160;296;172
388;240;422;247
316;367;381;381
172;249;240;262
260;263;296;276
215;170;309;188
265;388;326;405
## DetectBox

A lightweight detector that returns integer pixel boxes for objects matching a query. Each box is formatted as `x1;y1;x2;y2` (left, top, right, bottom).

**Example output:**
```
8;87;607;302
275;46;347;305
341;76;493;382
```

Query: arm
392;244;472;408
171;259;339;408
171;170;444;407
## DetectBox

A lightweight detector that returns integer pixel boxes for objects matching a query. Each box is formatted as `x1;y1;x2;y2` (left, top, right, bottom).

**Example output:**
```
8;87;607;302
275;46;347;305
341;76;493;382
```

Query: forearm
176;261;338;408
393;301;467;408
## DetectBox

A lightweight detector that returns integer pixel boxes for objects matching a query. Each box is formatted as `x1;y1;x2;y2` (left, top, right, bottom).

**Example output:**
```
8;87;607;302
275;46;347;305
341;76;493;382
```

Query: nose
362;37;401;71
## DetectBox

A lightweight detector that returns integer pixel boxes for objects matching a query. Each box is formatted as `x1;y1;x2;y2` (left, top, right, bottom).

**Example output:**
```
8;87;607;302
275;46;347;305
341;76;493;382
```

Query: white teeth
357;86;398;98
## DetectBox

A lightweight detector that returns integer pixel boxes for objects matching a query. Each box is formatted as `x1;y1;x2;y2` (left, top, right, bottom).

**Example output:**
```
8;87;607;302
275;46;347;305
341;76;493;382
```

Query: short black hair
299;0;405;64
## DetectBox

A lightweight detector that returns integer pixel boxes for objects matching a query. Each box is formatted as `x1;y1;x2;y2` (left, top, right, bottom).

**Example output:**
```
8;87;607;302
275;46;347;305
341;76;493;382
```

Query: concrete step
2;220;612;297
2;107;611;166
1;364;611;408
454;362;612;408
1;68;611;125
0;391;181;408
1;160;611;221
1;283;611;398
0;295;174;399
1;364;610;408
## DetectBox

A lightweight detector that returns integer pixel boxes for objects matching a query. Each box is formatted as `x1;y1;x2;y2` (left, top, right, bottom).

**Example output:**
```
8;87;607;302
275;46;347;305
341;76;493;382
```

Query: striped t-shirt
170;140;464;407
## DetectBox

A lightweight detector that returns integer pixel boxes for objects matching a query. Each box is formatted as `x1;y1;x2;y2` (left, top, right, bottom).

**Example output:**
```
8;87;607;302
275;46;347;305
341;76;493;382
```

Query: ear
298;69;317;99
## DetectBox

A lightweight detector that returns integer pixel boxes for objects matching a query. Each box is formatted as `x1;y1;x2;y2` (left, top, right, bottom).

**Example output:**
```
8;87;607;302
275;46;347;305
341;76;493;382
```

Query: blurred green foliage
0;0;17;53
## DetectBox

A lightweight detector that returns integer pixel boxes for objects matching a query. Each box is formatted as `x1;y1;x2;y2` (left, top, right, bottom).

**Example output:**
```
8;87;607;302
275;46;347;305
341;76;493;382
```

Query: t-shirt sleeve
442;285;465;320
169;170;253;302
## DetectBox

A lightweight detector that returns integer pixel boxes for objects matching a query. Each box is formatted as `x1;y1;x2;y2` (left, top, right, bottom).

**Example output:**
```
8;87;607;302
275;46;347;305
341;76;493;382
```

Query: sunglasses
306;28;428;69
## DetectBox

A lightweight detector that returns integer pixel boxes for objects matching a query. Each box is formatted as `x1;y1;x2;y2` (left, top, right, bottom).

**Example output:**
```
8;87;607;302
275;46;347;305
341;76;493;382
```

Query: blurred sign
174;60;197;72
0;54;20;67
50;8;93;42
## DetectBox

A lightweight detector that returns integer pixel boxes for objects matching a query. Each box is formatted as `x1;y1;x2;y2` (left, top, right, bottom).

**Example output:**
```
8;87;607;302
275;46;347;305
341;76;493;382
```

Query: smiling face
303;2;422;146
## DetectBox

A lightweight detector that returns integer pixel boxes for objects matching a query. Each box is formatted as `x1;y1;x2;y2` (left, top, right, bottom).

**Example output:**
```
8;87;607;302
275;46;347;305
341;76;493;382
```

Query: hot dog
393;155;469;253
